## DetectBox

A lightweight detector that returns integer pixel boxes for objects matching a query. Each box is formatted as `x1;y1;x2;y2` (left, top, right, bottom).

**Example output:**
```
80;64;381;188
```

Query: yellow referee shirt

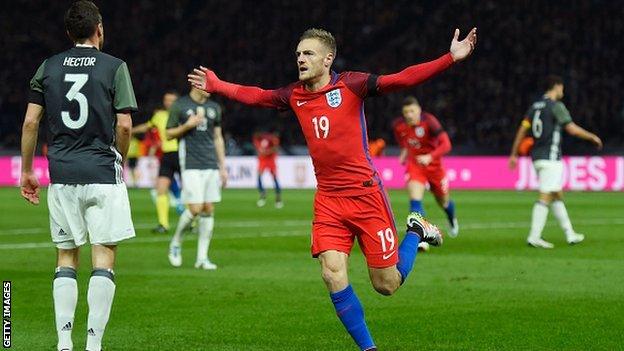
148;109;178;153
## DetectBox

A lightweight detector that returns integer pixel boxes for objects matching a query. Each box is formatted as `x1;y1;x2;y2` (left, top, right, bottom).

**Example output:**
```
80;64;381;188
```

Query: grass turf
1;187;623;350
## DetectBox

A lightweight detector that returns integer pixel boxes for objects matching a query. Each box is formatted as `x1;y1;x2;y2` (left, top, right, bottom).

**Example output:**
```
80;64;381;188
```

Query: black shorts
159;152;180;179
127;157;138;169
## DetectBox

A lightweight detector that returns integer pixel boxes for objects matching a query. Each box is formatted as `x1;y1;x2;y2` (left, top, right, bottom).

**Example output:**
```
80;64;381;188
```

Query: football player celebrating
188;27;476;350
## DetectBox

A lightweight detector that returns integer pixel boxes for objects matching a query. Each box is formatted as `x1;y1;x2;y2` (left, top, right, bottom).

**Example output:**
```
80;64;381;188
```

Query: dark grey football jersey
526;97;572;161
29;45;137;184
166;95;222;170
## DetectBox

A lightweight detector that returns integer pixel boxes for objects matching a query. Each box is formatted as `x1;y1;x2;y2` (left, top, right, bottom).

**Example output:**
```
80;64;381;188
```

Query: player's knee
321;264;347;287
203;203;214;214
372;277;399;296
188;205;202;216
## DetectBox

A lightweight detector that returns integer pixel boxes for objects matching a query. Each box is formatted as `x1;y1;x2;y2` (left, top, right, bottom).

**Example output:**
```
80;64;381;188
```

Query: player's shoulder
422;111;440;123
205;98;222;109
552;100;567;109
175;95;192;105
46;48;126;72
391;117;406;130
337;70;369;80
336;71;370;86
281;80;302;94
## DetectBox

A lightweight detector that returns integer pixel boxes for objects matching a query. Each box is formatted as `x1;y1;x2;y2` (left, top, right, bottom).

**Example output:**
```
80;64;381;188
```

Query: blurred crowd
1;0;622;155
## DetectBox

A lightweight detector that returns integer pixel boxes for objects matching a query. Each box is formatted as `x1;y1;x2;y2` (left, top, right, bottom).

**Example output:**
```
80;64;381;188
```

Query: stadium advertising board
2;156;623;191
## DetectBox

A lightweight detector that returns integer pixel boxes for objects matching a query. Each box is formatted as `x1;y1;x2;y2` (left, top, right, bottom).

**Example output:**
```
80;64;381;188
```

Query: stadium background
0;0;622;156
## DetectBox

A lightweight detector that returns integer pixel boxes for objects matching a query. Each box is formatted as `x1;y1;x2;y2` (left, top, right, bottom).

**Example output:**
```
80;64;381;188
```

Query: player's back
526;97;568;161
31;45;137;184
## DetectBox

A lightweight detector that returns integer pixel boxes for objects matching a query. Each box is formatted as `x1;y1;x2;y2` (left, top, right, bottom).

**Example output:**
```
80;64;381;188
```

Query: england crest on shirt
415;126;425;137
325;89;342;108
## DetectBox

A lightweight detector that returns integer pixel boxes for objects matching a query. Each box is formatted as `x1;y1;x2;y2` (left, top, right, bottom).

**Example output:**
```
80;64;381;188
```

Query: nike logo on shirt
296;101;307;106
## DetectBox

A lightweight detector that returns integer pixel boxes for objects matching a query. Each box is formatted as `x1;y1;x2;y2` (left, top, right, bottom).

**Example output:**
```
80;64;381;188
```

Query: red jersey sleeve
376;53;454;94
211;77;295;110
341;71;379;99
430;132;451;158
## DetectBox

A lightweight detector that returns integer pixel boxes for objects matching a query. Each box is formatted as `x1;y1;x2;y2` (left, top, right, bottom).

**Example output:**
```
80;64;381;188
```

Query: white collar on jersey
75;44;96;48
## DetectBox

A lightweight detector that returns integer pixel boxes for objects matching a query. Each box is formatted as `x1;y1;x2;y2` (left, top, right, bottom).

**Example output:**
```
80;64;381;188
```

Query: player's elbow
165;130;175;140
22;117;40;132
116;117;132;134
564;123;579;136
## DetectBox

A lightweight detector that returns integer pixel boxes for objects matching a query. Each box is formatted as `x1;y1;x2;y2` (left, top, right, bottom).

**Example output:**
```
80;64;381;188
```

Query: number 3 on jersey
312;116;330;139
62;73;89;129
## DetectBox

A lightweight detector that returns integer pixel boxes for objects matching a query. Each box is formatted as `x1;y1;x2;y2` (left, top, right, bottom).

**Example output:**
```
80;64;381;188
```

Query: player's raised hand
185;113;205;128
20;171;40;205
188;66;220;92
417;154;433;166
450;27;477;62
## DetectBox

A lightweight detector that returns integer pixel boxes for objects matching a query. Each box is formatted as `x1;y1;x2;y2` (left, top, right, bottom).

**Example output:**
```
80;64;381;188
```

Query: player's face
163;93;178;110
295;39;333;82
556;84;564;99
402;104;422;125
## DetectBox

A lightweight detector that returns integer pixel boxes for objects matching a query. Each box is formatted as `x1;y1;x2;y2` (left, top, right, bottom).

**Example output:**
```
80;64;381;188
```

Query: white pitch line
0;220;311;236
1;218;624;250
0;230;310;250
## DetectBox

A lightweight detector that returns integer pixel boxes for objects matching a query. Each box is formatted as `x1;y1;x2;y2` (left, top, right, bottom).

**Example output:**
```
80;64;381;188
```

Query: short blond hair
299;28;337;55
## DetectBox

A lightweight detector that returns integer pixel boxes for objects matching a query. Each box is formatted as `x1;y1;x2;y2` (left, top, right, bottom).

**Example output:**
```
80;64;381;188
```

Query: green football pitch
1;187;622;350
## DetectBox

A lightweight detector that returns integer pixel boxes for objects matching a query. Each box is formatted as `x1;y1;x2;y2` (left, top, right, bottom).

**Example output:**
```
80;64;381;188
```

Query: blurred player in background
509;75;602;249
166;87;227;270
393;96;458;247
189;27;476;350
252;130;283;208
20;2;137;350
132;91;182;233
125;134;141;187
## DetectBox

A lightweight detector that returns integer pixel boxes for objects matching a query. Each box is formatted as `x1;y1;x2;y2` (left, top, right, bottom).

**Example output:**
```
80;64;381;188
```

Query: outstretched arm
188;67;285;108
564;122;602;149
377;28;477;94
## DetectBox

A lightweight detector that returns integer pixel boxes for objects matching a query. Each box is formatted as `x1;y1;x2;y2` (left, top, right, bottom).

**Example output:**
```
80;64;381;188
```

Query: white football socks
197;214;214;262
86;270;116;351
551;200;575;239
53;267;78;351
171;209;195;246
528;201;549;241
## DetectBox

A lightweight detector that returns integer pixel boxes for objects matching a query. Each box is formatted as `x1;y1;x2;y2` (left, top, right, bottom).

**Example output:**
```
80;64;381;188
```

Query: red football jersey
268;71;379;196
393;112;445;164
253;133;279;160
